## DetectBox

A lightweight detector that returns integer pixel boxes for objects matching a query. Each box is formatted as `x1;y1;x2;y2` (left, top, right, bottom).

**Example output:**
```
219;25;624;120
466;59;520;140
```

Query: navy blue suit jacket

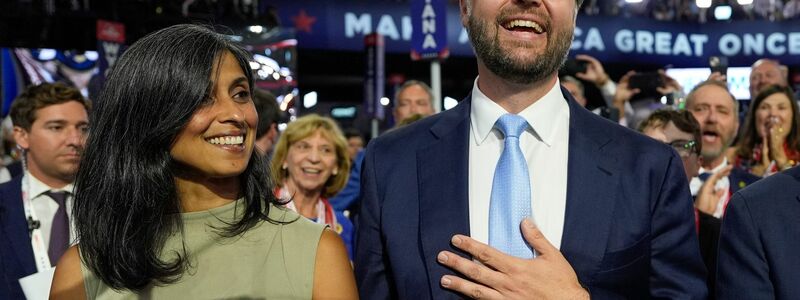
0;176;35;300
717;166;800;299
354;89;708;299
697;167;761;298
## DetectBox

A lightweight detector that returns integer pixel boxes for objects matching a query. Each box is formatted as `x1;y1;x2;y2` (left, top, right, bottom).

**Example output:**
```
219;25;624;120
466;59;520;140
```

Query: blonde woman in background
271;114;355;258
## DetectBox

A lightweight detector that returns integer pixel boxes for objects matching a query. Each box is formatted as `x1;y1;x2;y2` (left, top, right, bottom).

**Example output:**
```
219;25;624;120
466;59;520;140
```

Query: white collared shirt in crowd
689;158;731;219
468;78;570;250
26;171;77;248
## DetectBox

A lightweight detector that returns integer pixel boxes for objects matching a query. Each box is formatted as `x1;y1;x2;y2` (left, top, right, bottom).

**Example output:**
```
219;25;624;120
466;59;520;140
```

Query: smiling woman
734;85;800;177
270;114;354;259
48;24;356;299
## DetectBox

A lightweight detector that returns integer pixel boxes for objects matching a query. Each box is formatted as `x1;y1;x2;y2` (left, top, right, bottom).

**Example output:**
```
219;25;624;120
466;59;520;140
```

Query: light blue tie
489;113;533;259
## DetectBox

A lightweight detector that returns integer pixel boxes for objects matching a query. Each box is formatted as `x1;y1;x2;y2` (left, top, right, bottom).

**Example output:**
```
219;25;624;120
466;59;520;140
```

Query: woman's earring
332;169;338;175
282;164;288;170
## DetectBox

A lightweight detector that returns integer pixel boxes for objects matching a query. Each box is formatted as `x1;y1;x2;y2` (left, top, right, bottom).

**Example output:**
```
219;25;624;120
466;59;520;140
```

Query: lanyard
21;173;53;272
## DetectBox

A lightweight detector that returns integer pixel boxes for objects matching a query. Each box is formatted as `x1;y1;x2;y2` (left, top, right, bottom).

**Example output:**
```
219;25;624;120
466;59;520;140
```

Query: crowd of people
448;0;800;22
580;0;800;22
1;0;799;298
563;51;800;298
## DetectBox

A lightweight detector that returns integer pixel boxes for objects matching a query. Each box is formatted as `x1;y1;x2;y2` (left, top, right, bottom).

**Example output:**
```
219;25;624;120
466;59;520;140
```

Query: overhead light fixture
380;97;390;106
303;91;318;109
625;0;643;3
696;0;712;8
36;49;57;60
280;93;294;111
444;97;458;110
737;0;753;5
84;51;99;60
714;5;732;20
248;25;264;34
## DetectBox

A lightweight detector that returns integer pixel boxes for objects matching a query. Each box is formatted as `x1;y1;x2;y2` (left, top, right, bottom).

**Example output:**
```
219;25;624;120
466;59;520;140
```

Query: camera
709;56;728;77
560;59;589;77
628;72;665;101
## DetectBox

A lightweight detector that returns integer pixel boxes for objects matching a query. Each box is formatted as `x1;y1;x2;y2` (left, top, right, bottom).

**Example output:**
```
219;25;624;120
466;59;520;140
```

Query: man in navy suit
716;166;800;299
354;0;707;298
684;79;761;298
0;82;89;299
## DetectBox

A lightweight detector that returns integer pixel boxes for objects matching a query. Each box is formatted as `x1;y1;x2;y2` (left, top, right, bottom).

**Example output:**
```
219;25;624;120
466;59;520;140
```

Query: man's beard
467;11;573;85
701;135;732;162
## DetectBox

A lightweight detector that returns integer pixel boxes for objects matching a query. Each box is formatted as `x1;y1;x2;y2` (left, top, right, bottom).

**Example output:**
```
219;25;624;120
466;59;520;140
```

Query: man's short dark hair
253;88;282;139
343;128;363;141
639;108;702;155
10;82;90;131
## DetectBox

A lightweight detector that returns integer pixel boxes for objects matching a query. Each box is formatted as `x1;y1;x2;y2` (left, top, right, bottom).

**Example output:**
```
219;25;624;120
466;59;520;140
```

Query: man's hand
612;71;639;117
707;71;727;83
656;70;682;96
695;165;733;215
437;218;589;300
575;54;609;87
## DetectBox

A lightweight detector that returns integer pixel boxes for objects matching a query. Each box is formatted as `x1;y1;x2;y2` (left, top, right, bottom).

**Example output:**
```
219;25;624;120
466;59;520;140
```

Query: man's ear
459;0;470;27
12;126;30;150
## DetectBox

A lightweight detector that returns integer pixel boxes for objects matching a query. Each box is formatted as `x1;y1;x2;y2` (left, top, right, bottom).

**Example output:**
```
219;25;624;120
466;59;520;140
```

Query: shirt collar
26;170;75;199
470;77;567;147
699;157;729;174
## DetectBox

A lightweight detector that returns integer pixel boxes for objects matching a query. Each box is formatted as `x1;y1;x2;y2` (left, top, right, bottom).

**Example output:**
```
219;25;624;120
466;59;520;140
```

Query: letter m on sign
410;0;449;61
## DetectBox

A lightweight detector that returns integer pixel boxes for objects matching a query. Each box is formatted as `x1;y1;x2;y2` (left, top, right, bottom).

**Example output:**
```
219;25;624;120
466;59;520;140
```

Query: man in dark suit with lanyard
0;82;89;299
354;0;707;298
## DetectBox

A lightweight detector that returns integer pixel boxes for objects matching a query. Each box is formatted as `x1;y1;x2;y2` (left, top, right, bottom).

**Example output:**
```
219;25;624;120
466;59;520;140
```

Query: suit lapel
1;177;37;274
418;98;472;297
560;91;618;284
416;91;618;291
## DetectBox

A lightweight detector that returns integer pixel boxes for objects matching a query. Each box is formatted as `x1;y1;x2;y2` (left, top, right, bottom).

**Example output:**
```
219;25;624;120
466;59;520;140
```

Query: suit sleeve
716;192;773;299
329;150;364;212
354;146;395;298
649;153;709;299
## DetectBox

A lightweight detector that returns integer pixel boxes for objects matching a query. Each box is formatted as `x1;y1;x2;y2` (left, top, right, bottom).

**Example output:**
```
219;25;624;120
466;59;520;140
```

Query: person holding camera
573;55;616;103
613;69;683;129
561;55;621;122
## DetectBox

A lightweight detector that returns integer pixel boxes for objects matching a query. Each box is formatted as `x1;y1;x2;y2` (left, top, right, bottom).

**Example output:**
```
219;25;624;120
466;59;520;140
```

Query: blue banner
410;0;449;60
572;17;800;67
273;0;800;67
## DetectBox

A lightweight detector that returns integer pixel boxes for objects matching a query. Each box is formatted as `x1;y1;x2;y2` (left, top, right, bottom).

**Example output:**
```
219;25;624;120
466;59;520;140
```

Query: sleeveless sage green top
80;200;325;299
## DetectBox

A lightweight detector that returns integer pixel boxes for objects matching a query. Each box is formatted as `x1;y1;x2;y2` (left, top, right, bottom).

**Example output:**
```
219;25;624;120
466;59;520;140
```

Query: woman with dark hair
49;24;356;299
733;84;800;177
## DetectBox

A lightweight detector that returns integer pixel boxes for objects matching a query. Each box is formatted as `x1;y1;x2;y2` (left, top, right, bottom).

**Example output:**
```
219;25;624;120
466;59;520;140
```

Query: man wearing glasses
639;109;703;179
638;107;733;296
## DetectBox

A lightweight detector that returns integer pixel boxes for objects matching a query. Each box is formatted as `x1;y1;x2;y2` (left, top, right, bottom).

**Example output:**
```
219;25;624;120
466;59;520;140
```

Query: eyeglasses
667;140;698;157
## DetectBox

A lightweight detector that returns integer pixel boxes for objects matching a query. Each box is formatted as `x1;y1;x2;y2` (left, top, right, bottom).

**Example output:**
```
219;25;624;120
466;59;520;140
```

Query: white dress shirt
468;78;570;250
689;158;730;218
0;167;11;184
26;171;77;248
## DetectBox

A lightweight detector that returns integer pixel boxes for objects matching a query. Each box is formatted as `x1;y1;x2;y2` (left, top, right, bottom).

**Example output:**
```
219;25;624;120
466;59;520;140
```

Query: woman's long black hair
73;24;278;291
